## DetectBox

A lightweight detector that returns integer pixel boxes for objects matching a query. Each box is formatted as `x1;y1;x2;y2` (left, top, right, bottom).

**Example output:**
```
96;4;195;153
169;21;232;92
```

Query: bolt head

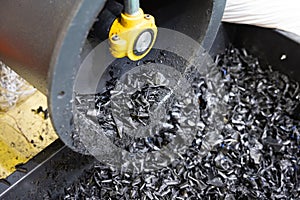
112;34;120;41
144;14;151;20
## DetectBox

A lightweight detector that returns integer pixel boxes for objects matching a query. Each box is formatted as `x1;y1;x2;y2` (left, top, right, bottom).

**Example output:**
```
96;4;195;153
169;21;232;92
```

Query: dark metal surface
0;0;79;94
48;0;107;152
139;0;225;49
92;0;123;41
202;0;226;51
0;0;107;152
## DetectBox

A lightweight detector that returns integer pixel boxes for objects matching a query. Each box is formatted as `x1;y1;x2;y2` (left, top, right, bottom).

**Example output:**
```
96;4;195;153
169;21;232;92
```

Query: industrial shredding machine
1;0;300;199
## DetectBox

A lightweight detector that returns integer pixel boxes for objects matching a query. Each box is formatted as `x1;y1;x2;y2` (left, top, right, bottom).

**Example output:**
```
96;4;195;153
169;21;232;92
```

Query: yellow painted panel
0;91;58;179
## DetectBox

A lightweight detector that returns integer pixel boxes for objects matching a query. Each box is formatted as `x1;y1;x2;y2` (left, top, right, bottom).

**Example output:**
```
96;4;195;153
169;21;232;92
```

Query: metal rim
48;0;106;151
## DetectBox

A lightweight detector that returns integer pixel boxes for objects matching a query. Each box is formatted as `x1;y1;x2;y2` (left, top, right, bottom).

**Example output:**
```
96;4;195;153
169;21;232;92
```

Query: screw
112;34;120;41
144;14;151;20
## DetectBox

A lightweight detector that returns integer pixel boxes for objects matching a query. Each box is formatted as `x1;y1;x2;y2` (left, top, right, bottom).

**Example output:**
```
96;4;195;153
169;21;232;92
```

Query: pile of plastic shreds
0;61;36;111
63;47;300;200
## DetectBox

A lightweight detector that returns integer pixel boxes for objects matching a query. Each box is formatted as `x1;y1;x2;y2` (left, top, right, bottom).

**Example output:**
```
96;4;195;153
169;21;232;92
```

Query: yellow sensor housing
109;8;157;61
